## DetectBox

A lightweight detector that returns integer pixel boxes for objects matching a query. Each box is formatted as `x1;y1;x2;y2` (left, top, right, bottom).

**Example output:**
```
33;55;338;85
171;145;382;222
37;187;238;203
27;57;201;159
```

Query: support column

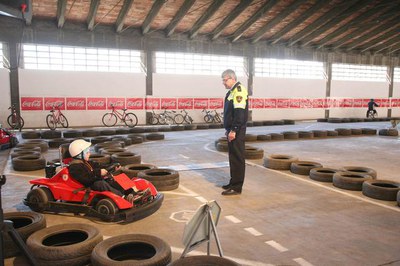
387;64;394;118
9;41;21;115
324;61;332;119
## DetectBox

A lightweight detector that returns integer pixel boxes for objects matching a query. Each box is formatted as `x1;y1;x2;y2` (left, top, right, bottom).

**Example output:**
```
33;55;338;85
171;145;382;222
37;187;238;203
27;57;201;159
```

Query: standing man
221;69;248;196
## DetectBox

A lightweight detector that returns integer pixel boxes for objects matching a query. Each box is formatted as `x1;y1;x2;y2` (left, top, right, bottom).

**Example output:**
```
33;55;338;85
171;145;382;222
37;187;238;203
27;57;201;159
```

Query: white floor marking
246;161;400;213
225;215;242;224
265;240;288;252
170;246;274;266
179;154;190;159
195;196;208;203
176;184;198;196
244;227;263;236
293;257;314;266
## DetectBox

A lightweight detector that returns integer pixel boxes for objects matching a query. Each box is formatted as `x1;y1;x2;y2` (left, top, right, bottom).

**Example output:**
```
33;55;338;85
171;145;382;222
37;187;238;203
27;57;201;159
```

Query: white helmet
69;139;91;158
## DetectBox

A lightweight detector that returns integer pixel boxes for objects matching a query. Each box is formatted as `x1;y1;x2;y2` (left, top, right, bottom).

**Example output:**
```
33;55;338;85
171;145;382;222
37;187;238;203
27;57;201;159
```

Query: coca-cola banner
177;98;193;110
264;99;276;108
87;97;107;110
312;98;326;108
276;99;290;109
126;98;144;110
353;98;363;108
21;97;43;111
209;98;224;109
300;99;313;109
376;98;390;108
107;98;125;109
161;98;177;109
342;98;353;108
250;98;264;109
289;99;300;108
66;97;86;110
194;98;208;110
44;97;65;110
145;98;160;110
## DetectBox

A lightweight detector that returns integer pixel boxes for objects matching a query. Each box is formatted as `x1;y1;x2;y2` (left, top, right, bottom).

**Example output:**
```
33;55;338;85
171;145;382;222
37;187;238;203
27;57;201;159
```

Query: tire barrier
94;141;122;152
397;191;400;206
100;129;116;136
257;134;271;141
129;127;145;133
12;147;41;153
91;234;171;266
270;133;284;141
82;129;100;137
112;137;132;146
91;136;112;145
362;180;400;201
379;128;399;136
41;130;62;139
309;168;340;182
111;152;141;166
312;130;328;138
126;134;144;144
3;212;46;258
327;130;339;136
245;145;264;159
245;134;257;142
216;142;228;152
17;141;49;152
332;172;373;191
341;166;377;179
10;150;41;159
100;147;127;156
63;130;83;138
263;154;298;170
122;163;157;178
290;161;323;176
21;131;41;139
145;133;165;140
196;124;210;130
48;138;72;149
298;131;314;139
351;128;363;135
138;168;179;191
115;128;130;134
169;255;240;266
12;155;46;171
27;223;103;266
282;131;299;140
335;128;352;136
361;128;377;135
89;153;111;165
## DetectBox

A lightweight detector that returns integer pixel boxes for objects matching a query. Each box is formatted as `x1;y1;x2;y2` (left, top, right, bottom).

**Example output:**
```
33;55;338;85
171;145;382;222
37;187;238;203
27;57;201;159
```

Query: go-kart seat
60;143;73;165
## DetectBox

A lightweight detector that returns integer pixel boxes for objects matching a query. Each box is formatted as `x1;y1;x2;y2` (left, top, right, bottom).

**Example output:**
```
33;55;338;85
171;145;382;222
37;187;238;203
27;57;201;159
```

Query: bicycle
158;109;175;125
148;109;159;125
366;109;377;119
102;104;138;128
202;109;222;123
176;109;193;124
7;104;24;130
46;103;69;130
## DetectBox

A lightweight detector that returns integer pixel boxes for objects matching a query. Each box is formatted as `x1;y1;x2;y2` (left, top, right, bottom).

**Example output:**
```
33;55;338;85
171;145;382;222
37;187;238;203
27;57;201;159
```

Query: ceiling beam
288;0;360;46
211;0;254;41
251;0;307;44
231;0;280;43
360;29;400;53
386;43;400;55
56;0;67;28
316;3;393;49
269;0;330;45
189;0;224;39
142;0;165;34
373;35;400;54
165;0;195;37
116;0;134;33
0;0;32;25
300;0;375;47
87;0;100;31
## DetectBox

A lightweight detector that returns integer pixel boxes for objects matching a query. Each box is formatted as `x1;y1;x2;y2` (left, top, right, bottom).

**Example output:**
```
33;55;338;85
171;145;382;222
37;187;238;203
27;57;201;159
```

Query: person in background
366;99;379;118
221;69;249;196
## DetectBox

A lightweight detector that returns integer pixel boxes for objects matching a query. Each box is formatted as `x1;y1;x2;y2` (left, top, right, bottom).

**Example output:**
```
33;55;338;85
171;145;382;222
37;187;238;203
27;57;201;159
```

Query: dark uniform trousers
227;127;246;192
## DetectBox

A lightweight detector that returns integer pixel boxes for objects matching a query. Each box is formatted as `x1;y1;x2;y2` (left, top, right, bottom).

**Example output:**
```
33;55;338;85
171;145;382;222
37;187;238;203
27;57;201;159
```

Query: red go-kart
24;149;164;223
0;127;18;150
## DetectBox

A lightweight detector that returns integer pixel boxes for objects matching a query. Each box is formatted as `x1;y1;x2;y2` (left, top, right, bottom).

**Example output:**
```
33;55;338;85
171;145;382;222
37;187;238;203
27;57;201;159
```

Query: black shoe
222;184;231;190
221;189;241;196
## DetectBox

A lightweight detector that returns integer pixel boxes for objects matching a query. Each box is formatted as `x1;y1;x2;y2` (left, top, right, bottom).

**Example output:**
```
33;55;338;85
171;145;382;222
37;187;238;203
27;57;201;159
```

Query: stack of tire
138;168;180;191
11;140;48;171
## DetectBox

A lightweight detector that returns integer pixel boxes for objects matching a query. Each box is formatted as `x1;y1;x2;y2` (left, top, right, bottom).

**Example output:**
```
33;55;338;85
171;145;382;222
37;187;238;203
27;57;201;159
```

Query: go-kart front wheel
26;187;54;212
95;198;118;215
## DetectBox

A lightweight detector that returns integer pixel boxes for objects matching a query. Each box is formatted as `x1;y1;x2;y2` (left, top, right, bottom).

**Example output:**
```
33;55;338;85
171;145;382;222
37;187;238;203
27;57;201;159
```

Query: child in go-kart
68;139;140;204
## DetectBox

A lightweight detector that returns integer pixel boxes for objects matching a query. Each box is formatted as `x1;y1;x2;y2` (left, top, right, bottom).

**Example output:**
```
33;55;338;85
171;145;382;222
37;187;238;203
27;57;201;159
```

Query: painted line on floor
244;227;263;236
246;161;400;213
293;257;314;266
179;154;190;159
225;215;242;224
195;196;208;203
265;240;288;252
170;246;273;266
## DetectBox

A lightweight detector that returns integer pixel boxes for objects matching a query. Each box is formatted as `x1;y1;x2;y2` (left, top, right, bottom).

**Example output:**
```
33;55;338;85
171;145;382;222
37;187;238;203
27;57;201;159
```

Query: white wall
0;68;11;127
392;81;400;117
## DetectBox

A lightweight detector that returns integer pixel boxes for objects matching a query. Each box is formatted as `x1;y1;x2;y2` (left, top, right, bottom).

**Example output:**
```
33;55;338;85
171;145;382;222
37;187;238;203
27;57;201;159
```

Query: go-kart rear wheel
95;198;118;215
26;187;54;212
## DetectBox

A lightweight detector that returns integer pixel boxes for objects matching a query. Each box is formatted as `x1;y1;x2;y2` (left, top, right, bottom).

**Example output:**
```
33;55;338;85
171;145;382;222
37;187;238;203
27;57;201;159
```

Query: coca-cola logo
161;102;176;107
45;101;64;107
22;100;42;107
127;101;142;107
88;101;105;107
67;100;85;107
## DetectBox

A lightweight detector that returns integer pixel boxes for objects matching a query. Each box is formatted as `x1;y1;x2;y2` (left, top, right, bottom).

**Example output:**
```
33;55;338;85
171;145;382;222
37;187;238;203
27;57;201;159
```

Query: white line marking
293;257;314;266
246;161;400;213
177;184;198;196
170;246;273;266
195;196;208;203
179;154;190;159
225;215;242;224
265;240;288;252
244;227;263;236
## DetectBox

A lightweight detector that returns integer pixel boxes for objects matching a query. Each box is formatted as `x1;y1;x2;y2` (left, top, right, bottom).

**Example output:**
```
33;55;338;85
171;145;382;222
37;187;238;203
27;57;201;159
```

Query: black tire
362;180;400;201
122;164;157;178
91;234;171;266
7;114;25;130
124;112;138;128
21;131;41;139
204;114;213;123
397;191;400;206
146;133;165;141
95;198;118;215
149;116;159;125
263;154;298;170
3;212;46;258
298;131;314;139
46;114;57;130
111;152;141;166
100;129;117;136
59;114;69;128
27;223;103;261
196;124;210;129
270;133;284;141
327;130;339;137
26;187;54;212
361;128;377;135
309;168;340;182
12;155;46;171
351;128;362;135
245;146;264;159
333;172;373;191
89;153;111;165
245;134;258;142
41;130;62;139
216;142;228;152
341;166;377;178
48;138;72;148
138;168;179;191
312;130;328;138
116;128;130;134
82;129;100;137
282;131;299;140
18;140;49;152
257;134;271;141
335;128;352;136
169;255;240;266
102;113;118;127
11;150;41;159
290;161;323;175
100;147;127;156
13;147;41;153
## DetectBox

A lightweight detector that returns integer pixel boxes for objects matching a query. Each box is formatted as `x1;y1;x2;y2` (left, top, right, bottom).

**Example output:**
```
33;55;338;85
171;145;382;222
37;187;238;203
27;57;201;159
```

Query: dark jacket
368;101;378;110
223;82;249;132
68;159;103;187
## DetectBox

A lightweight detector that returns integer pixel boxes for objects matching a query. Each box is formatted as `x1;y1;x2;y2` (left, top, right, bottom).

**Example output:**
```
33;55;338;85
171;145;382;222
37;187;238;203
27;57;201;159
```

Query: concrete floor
1;121;400;266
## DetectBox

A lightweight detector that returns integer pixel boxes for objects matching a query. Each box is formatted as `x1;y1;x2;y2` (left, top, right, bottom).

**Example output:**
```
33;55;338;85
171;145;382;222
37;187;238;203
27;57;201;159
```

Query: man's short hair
221;69;237;80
